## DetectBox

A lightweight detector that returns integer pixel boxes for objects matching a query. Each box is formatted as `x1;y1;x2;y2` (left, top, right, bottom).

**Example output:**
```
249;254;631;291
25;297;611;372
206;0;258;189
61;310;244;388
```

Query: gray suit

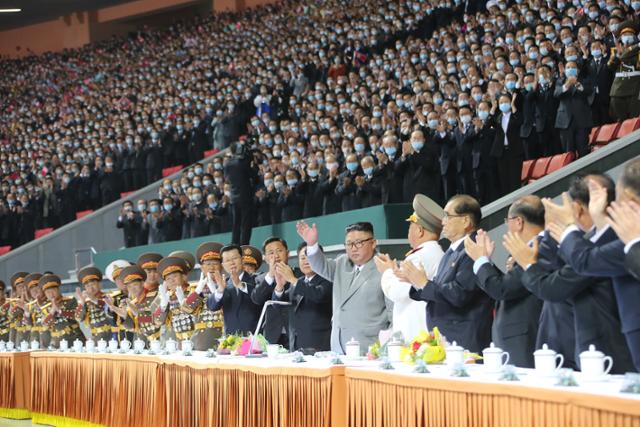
307;246;392;354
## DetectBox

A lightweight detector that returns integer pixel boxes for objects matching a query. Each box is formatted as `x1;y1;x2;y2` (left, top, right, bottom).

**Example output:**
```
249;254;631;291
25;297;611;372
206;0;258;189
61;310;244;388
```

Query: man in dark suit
534;66;561;156
454;109;476;198
355;156;384;208
273;242;333;353
464;196;544;368
379;135;405;204
490;94;523;199
116;201;142;248
300;163;324;218
224;142;258;245
553;60;593;157
508;174;635;373
335;154;362;212
605;197;640;281
404;195;493;353
545;163;640;371
396;130;441;203
520;74;540;160
435;112;458;203
251;237;295;347
206;245;262;335
585;40;614;126
472;103;498;205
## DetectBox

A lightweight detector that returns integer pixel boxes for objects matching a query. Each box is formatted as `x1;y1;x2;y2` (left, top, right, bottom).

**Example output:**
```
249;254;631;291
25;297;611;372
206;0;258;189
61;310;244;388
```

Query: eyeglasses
504;216;521;224
442;212;467;220
345;238;373;249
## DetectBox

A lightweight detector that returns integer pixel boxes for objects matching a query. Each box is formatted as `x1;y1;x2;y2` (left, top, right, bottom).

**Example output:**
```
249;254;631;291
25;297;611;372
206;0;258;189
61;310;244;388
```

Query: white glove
206;273;217;294
195;274;207;294
159;283;169;310
175;286;185;305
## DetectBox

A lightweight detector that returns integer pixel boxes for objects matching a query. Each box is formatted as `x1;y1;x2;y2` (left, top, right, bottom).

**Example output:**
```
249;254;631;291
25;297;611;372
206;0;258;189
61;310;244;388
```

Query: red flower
412;341;421;352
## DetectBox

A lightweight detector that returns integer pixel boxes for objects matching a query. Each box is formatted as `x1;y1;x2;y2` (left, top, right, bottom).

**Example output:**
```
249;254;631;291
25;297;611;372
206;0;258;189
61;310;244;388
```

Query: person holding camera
224;141;259;245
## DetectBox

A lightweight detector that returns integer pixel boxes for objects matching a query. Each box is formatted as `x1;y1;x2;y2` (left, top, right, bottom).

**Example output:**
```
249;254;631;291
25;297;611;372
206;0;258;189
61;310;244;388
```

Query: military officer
153;257;198;347
41;274;84;348
241;245;264;274
182;242;225;350
105;259;133;342
24;273;51;348
75;266;113;342
137;253;163;291
105;265;150;344
8;272;29;345
608;21;640;120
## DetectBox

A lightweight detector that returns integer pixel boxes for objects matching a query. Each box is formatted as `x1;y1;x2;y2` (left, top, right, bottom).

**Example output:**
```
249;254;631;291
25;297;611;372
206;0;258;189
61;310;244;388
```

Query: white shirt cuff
560;224;580;244
306;242;319;256
473;256;490;275
274;290;284;298
265;273;275;285
624;238;640;254
214;291;223;301
590;224;610;243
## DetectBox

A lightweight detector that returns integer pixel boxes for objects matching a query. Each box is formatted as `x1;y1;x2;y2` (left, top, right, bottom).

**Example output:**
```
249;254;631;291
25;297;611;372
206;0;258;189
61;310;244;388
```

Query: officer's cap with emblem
168;250;196;272
196;242;224;263
10;272;29;289
105;260;131;283
405;194;444;235
39;274;62;291
619;20;639;37
24;273;43;289
77;266;103;285
137;253;163;270
119;265;147;285
157;257;189;279
241;245;263;268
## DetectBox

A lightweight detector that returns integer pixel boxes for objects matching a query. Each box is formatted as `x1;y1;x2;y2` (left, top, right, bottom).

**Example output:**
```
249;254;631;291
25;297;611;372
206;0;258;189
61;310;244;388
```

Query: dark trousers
624;329;640;372
559;126;589;158
494;149;523;199
537;128;562;157
611;95;640;122
231;202;252;245
522;133;539;160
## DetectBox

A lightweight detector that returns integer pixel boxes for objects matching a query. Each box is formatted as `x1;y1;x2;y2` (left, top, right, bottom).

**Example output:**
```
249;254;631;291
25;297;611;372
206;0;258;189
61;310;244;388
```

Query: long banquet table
1;350;640;427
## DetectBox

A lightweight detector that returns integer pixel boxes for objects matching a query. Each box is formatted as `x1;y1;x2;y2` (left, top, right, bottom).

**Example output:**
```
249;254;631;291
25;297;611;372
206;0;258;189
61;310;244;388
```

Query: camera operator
224;140;260;245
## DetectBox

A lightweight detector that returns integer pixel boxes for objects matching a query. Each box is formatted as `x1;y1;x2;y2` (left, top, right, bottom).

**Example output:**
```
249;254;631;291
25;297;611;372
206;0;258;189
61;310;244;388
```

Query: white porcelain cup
86;340;96;352
30;340;40;350
134;339;145;352
446;341;465;367
267;344;282;359
59;339;69;351
6;341;15;351
20;341;29;352
581;354;613;379
108;339;119;352
121;339;132;351
165;340;177;353
0;341;6;351
181;340;193;353
97;339;107;352
483;343;510;372
150;340;161;353
73;340;83;352
534;351;564;376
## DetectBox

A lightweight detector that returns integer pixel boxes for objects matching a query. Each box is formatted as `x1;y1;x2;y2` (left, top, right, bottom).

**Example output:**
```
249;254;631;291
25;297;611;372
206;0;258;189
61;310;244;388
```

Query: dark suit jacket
625;242;640;281
553;77;594;129
475;262;542;368
520;91;537;138
396;140;440;203
410;236;493;353
585;56;614;106
490;111;523;158
534;84;558;132
223;155;257;207
207;273;261;335
274;275;333;352
560;228;640;336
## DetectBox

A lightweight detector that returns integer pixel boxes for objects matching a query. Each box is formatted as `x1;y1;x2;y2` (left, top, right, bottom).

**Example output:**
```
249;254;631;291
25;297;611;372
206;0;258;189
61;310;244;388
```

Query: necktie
435;248;455;283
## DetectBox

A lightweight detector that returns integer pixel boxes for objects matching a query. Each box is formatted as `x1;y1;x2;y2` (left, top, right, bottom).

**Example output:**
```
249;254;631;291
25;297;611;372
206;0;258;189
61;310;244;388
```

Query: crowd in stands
1;0;639;249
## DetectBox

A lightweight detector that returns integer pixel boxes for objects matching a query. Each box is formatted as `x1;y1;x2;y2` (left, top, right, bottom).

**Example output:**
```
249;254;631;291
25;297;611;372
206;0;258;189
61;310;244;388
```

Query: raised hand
275;262;297;285
395;260;428;288
606;201;640;244
587;178;608;229
503;232;538;268
374;253;396;273
296;220;318;246
75;287;86;304
542;193;575;228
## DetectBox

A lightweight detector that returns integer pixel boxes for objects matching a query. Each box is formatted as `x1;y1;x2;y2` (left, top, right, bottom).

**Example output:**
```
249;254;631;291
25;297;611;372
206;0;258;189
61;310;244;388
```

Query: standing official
41;274;84;348
75;266;113;342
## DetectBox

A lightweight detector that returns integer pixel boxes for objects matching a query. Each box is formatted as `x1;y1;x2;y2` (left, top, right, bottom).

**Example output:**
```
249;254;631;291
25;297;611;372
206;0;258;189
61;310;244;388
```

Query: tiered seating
162;165;183;178
76;210;94;220
35;228;54;239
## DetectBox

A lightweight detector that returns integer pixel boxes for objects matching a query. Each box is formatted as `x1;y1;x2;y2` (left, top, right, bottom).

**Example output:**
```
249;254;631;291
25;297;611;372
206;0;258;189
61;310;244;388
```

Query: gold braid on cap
141;261;159;270
42;281;60;290
15;277;25;285
123;274;143;284
200;251;220;262
112;267;124;281
242;256;257;265
81;274;100;284
27;280;40;288
161;265;184;278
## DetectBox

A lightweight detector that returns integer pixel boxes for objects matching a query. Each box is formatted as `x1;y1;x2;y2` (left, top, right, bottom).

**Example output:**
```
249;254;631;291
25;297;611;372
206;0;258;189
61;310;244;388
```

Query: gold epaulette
40;302;52;311
110;290;123;298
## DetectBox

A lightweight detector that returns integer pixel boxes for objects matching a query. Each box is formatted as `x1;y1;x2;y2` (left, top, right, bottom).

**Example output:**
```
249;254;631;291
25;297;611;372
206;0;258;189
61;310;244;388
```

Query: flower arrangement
216;334;268;355
399;327;446;365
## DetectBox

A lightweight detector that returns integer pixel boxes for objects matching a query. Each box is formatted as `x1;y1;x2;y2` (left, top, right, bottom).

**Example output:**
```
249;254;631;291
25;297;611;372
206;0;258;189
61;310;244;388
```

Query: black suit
472;119;497;204
490;111;523;199
534;83;561;156
520;91;539;160
275;275;333;352
207;273;261;335
335;171;362;212
454;125;476;198
559;228;640;371
436;131;457;203
224;155;258;245
625;242;640;281
278;185;304;222
410;237;493;353
380;154;405;204
585;56;614;126
396;139;441;204
301;178;324;218
116;213;142;248
356;171;384;208
475;261;542;368
554;77;594;157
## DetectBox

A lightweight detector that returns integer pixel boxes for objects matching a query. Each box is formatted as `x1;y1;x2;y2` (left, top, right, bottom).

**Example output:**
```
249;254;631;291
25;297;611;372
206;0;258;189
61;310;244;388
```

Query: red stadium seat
615;117;640;139
521;159;536;183
594;122;621;146
0;246;11;256
589;126;600;145
162;165;183;177
529;156;553;182
120;191;134;199
546;152;576;175
76;210;94;220
204;149;219;158
35;228;54;239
